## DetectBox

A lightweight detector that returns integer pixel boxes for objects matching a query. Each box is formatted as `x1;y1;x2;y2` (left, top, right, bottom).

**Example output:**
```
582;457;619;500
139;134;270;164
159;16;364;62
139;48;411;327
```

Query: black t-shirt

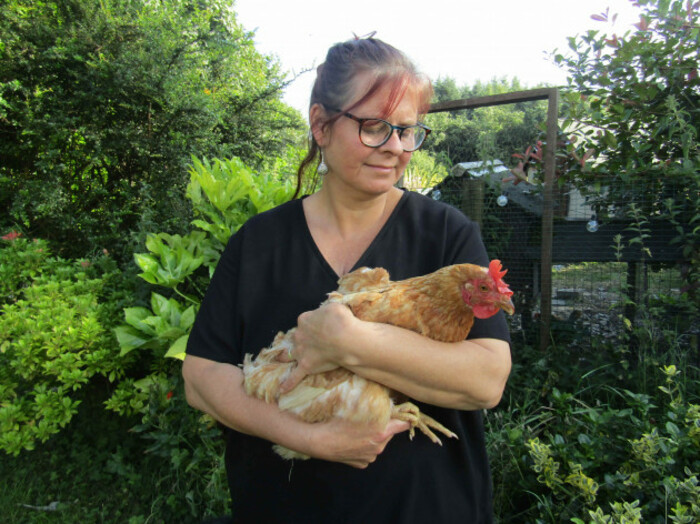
187;190;511;523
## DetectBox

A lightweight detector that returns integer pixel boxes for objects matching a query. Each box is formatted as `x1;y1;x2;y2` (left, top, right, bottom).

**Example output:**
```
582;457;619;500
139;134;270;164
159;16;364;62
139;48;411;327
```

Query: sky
233;0;643;117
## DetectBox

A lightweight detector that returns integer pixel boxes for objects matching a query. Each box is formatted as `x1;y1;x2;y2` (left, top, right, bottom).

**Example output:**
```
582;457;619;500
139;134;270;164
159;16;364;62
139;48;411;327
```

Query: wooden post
461;178;484;226
625;261;648;322
539;89;559;352
428;88;560;352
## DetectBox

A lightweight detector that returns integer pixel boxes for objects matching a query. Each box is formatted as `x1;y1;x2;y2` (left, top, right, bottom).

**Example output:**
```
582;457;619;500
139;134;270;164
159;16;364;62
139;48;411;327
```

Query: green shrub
523;365;699;523
488;288;700;522
0;235;128;455
112;156;294;368
1;0;305;261
104;156;294;518
0;233;53;304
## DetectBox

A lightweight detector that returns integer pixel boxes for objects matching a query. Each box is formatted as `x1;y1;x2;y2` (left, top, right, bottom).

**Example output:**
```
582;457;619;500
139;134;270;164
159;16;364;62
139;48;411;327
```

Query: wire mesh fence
422;168;694;352
419;90;696;354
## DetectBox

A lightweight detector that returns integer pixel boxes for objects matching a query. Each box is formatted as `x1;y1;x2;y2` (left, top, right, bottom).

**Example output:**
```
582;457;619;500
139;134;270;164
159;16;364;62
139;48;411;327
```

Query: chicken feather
242;260;514;460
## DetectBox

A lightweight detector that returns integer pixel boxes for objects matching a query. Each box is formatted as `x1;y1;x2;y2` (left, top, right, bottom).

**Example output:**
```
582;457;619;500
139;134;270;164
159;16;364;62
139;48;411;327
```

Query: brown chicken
242;260;515;459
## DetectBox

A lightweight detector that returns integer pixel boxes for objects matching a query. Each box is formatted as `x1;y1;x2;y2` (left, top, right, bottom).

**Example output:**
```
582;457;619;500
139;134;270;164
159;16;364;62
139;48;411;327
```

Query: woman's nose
381;128;404;154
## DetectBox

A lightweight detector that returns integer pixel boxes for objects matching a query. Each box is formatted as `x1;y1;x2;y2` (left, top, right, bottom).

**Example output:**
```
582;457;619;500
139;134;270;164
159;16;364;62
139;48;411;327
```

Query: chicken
242;260;515;460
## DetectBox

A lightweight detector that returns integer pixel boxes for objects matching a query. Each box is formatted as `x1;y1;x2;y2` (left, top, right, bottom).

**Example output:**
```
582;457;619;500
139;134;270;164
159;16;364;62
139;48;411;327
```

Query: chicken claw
392;402;458;445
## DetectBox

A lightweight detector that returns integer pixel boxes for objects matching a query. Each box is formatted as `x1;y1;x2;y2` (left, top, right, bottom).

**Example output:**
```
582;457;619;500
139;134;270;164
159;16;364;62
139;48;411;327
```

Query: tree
423;77;547;166
0;0;305;260
553;0;699;293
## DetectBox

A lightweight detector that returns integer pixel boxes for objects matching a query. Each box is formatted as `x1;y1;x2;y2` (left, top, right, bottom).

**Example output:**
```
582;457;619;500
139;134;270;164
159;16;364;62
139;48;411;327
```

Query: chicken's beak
500;298;515;315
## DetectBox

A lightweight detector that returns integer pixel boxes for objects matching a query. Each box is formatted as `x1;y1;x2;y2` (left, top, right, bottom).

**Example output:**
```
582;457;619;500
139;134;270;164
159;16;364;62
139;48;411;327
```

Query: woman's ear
309;103;329;147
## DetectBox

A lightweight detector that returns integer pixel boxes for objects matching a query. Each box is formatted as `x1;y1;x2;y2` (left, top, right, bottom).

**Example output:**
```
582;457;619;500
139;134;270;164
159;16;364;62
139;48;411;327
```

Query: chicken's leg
392;402;458;445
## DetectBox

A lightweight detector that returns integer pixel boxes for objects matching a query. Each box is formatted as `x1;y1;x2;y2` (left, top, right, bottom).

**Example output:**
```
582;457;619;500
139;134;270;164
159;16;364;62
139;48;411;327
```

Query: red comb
489;260;507;280
489;260;513;297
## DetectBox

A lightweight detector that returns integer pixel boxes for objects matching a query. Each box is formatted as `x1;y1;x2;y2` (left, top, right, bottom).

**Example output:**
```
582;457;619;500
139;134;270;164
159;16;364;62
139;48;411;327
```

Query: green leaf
114;325;151;356
133;374;168;393
180;306;196;331
164;335;188;360
123;307;156;334
665;421;680;437
134;253;158;275
150;293;172;319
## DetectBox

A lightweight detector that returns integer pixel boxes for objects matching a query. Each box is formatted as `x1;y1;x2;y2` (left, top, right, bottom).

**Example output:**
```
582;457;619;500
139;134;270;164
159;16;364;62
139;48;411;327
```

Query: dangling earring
317;150;328;176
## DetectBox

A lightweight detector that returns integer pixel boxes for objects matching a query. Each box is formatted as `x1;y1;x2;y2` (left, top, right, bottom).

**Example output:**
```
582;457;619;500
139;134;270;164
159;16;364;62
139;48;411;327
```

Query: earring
317;151;328;176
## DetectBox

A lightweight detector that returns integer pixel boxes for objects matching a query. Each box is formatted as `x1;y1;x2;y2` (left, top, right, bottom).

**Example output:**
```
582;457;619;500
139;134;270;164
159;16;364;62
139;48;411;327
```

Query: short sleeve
445;212;511;344
186;227;245;365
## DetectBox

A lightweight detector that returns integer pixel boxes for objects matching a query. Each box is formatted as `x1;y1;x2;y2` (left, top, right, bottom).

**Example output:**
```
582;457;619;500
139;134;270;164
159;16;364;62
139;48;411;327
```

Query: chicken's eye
479;284;490;293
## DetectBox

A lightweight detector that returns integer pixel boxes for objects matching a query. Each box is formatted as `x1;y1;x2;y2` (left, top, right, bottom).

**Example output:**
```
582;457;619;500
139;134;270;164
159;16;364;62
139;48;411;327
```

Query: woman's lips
367;164;395;173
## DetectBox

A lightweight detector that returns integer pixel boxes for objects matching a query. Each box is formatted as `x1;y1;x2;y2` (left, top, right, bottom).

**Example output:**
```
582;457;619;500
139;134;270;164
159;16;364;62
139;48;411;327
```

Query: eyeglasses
330;108;431;152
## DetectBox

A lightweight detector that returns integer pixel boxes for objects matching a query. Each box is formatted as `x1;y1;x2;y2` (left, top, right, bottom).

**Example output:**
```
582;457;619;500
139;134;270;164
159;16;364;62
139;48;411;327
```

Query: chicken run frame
424;89;691;352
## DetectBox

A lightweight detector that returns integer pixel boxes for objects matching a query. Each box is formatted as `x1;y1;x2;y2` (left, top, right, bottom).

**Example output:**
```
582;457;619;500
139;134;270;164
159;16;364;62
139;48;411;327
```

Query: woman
183;36;511;523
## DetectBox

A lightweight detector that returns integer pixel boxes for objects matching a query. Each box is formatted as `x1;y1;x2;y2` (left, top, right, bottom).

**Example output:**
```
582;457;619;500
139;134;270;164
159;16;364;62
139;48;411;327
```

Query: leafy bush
0;0;304;261
103;156;294;519
0;154;278;516
551;0;699;295
0;235;129;455
488;288;700;523
0;376;229;523
525;366;699;522
0;232;51;303
112;156;294;368
106;372;231;522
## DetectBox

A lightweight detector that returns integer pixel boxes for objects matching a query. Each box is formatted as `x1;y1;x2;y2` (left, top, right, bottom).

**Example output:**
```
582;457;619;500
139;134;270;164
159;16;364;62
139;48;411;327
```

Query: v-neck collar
298;190;410;281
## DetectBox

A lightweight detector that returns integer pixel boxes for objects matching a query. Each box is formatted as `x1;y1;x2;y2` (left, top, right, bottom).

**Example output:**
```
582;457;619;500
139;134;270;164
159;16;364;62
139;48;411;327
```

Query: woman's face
314;77;421;198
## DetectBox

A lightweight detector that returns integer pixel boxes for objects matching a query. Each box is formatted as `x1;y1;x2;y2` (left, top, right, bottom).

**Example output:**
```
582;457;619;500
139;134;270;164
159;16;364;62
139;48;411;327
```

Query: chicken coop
430;160;689;347
425;89;697;352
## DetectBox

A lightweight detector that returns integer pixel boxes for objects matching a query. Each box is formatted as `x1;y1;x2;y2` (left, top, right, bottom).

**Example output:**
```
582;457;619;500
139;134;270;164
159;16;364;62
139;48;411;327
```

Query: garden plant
0;0;697;522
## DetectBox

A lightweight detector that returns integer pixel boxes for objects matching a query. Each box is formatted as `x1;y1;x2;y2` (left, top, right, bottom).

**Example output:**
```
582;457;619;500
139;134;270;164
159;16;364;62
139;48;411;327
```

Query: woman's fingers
385;418;412;436
311;417;412;468
278;364;306;394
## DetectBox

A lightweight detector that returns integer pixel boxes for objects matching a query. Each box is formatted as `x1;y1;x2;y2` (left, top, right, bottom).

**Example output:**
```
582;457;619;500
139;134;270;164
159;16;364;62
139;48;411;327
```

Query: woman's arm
182;354;409;468
280;303;511;410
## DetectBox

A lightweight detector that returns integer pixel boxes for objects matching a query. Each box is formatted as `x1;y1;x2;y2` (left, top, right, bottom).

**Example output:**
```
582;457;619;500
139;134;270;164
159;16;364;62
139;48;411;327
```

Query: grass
0;384;180;524
0;380;216;524
552;262;684;298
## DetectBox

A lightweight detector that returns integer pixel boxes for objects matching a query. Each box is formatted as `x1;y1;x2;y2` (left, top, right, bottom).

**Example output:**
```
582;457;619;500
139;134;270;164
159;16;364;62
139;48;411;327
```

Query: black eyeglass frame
328;108;431;152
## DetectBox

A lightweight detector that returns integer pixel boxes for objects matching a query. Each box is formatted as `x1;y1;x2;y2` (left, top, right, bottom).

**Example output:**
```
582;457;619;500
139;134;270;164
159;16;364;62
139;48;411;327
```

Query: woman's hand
183;355;408;468
306;417;410;469
278;302;356;393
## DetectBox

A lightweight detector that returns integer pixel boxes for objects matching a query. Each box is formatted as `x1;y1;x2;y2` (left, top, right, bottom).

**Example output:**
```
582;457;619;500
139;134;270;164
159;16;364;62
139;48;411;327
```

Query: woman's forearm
181;354;410;467
182;355;315;452
284;303;511;410
338;320;511;410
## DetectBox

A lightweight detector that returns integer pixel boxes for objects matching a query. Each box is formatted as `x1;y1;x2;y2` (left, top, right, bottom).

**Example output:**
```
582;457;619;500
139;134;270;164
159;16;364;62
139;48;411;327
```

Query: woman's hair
292;36;433;198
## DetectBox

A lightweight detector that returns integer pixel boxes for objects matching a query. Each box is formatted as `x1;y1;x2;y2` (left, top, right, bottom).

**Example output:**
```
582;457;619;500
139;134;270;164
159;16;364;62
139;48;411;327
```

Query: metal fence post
540;88;559;351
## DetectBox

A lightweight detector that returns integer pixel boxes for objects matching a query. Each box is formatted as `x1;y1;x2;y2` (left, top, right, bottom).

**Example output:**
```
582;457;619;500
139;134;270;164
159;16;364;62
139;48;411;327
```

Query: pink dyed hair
292;37;433;199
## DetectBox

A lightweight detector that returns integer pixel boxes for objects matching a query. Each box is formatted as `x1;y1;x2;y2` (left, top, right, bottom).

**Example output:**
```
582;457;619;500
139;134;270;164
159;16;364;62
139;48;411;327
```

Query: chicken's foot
392;402;458;445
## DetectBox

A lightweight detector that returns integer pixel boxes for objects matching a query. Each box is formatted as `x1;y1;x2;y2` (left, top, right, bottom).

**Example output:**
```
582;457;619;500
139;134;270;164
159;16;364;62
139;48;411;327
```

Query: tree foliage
552;0;699;291
403;150;450;190
423;77;547;166
0;0;305;260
